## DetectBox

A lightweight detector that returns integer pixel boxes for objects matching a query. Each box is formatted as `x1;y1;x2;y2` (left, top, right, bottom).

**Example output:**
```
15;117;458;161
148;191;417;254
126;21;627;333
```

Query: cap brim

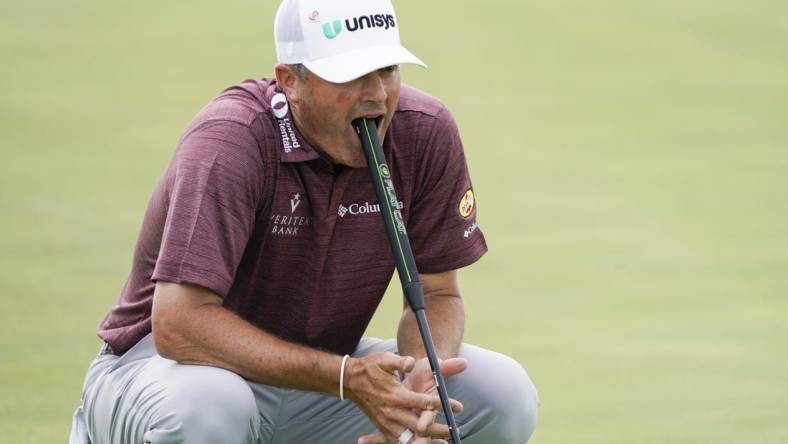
304;45;426;84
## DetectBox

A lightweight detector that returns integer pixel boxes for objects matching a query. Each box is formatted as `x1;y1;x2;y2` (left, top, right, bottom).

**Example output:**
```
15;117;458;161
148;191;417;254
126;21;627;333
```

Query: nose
359;70;388;103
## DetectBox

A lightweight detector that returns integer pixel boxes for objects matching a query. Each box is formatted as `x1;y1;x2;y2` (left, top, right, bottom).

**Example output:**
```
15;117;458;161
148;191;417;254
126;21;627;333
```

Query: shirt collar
264;82;322;164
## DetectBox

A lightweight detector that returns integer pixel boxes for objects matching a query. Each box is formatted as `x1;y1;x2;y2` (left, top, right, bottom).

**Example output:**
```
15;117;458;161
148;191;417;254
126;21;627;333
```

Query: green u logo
322;20;342;39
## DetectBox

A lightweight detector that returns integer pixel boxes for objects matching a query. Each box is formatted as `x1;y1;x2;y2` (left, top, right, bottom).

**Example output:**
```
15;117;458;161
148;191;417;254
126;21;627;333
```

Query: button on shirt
99;78;487;356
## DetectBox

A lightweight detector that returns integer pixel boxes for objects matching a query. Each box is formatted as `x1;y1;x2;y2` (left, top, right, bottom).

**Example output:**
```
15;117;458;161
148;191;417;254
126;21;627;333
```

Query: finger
357;432;384;444
449;398;464;413
418;397;463;415
416;409;437;434
359;414;416;444
438;357;468;377
385;402;429;432
398;390;443;411
378;352;416;374
413;437;447;444
422;421;451;438
357;430;396;444
412;409;452;439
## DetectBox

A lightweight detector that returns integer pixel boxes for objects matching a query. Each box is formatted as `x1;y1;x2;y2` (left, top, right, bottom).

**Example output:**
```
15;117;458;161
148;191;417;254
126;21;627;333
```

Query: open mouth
353;115;385;130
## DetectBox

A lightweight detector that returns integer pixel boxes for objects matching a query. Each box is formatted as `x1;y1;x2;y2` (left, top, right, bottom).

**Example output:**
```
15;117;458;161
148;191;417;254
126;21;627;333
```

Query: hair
288;63;309;80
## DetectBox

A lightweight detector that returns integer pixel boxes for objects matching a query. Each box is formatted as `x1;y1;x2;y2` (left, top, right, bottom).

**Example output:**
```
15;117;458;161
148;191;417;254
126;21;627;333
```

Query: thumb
439;357;468;378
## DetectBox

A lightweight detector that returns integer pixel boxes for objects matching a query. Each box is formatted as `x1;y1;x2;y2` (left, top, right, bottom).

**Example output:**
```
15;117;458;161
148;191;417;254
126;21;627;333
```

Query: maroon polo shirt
98;78;487;356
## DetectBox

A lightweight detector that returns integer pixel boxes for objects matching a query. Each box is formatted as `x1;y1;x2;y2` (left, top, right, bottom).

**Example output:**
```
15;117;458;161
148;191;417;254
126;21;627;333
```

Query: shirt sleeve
407;106;488;274
151;119;264;297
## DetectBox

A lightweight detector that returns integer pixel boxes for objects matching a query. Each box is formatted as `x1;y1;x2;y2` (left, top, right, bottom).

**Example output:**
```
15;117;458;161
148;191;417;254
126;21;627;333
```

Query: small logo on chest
291;193;302;213
337;200;403;218
270;192;313;237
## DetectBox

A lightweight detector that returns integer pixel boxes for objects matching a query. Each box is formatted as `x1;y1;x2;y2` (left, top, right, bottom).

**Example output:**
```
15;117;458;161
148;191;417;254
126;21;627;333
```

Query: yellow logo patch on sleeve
458;189;475;218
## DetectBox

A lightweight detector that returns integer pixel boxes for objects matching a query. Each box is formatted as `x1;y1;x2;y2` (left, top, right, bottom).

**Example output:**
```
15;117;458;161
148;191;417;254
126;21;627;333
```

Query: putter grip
353;117;462;443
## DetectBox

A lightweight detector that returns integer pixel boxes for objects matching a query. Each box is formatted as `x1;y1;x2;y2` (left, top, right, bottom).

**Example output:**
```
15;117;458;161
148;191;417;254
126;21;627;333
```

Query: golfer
69;0;538;443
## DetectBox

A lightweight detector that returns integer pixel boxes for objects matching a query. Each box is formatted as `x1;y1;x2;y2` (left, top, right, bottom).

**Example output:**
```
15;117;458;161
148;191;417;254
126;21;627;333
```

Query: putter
353;117;462;444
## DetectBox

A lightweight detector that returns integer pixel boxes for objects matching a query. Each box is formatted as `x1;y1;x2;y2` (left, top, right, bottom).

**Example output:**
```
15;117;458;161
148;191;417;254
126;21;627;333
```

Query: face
277;65;401;168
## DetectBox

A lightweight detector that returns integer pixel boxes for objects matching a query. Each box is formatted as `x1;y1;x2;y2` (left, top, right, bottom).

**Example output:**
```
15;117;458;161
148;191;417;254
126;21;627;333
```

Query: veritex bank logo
321;13;397;39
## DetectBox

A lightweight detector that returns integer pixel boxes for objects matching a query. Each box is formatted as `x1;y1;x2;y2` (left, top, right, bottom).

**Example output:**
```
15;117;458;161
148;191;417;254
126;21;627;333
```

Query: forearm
153;283;343;396
397;294;465;360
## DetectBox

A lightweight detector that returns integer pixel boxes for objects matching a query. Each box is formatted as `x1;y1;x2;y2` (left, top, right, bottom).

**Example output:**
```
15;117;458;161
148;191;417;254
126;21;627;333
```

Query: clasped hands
344;352;467;444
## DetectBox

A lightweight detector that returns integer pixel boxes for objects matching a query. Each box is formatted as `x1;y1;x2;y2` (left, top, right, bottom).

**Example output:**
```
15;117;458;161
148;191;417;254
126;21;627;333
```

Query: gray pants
70;334;538;443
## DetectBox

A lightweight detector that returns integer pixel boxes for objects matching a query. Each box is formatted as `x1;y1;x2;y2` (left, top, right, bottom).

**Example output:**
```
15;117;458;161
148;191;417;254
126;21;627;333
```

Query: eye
380;65;399;74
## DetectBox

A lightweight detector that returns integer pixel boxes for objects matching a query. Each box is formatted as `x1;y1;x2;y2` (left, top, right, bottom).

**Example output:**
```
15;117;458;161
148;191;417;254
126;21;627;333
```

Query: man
69;0;538;443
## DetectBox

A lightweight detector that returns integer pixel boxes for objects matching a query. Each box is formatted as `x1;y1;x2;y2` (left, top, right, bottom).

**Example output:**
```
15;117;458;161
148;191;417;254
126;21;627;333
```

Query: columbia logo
337;205;349;218
464;222;478;238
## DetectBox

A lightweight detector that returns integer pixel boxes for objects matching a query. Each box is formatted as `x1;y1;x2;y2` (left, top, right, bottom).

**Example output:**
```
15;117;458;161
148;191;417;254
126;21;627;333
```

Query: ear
275;64;302;104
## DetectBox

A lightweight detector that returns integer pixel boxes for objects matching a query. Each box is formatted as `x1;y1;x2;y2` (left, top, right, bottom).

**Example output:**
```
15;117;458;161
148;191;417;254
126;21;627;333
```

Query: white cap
274;0;426;83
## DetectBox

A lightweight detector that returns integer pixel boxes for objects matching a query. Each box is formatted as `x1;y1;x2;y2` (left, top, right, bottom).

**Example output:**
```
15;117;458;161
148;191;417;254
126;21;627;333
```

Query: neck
290;103;340;166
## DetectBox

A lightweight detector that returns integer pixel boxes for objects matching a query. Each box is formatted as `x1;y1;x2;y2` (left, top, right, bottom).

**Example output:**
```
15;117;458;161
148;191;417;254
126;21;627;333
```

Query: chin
346;156;368;169
340;134;367;168
344;145;368;168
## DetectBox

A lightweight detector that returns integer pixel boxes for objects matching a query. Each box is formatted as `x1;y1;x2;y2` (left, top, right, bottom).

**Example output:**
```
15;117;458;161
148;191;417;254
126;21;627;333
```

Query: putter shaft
353;117;462;443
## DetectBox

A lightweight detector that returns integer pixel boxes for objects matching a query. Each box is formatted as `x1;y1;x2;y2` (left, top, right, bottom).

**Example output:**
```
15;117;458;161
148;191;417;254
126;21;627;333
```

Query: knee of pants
146;362;258;444
455;347;539;443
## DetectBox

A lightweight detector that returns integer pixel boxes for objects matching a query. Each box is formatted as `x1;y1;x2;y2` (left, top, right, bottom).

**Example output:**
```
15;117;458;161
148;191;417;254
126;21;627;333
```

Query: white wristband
339;354;350;401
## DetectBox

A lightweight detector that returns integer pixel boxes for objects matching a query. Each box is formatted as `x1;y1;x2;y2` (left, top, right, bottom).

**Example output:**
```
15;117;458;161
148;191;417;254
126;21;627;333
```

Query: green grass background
2;0;787;442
